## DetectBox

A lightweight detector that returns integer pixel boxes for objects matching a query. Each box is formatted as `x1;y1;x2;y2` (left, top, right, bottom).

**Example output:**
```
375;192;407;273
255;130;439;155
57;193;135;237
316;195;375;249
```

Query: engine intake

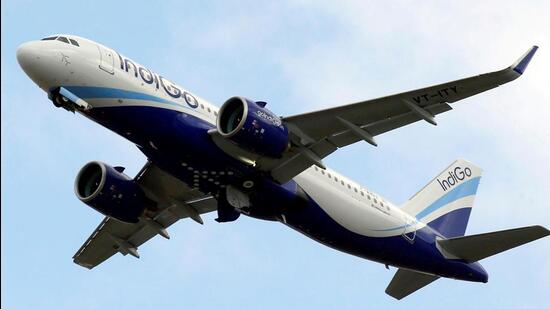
217;96;289;157
75;161;152;223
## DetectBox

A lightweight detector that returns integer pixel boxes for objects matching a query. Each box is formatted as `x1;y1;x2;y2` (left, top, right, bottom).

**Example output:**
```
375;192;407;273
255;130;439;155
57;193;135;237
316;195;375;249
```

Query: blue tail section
402;159;483;238
426;207;473;238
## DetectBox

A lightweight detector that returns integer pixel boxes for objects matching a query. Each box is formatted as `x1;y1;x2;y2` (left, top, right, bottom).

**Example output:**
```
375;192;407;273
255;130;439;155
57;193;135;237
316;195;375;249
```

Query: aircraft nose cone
16;42;39;71
16;41;53;89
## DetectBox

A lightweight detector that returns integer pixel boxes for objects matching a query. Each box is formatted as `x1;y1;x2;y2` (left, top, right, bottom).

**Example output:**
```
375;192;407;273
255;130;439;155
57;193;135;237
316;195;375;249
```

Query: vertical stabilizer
401;159;482;238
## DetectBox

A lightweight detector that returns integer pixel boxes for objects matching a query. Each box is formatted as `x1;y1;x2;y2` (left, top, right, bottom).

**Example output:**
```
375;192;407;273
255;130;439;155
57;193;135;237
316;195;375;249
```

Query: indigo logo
437;166;472;191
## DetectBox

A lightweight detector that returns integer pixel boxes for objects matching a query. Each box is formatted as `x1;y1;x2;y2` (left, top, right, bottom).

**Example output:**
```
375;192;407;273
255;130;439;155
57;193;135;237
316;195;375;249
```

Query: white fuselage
17;34;422;239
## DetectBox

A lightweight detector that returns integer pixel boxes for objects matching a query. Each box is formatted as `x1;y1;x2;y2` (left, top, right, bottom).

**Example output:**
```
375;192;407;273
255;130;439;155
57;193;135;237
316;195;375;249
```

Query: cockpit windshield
40;36;80;47
57;36;70;44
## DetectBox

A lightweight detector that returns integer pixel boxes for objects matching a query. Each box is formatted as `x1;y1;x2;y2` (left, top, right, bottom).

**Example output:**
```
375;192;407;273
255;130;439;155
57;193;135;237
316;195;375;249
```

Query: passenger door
97;44;114;74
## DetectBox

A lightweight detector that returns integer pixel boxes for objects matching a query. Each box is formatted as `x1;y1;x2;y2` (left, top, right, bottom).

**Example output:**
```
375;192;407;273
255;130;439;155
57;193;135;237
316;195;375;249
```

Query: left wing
249;46;537;183
73;162;217;269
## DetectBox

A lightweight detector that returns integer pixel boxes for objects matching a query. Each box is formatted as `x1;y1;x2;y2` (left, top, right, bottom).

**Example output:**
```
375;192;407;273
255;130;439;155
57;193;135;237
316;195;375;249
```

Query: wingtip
511;45;539;74
535;225;550;236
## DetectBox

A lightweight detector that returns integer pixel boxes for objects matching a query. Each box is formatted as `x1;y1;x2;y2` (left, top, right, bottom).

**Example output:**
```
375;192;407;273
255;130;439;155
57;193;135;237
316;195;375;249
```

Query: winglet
511;45;538;74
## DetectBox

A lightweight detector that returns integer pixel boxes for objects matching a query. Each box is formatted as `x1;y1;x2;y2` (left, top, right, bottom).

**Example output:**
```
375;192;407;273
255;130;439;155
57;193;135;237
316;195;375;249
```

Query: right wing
73;162;217;269
271;46;538;183
210;46;537;184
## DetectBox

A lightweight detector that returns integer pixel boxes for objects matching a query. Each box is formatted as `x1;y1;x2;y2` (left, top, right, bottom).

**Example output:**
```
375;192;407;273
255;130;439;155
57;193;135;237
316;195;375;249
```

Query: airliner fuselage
17;34;547;299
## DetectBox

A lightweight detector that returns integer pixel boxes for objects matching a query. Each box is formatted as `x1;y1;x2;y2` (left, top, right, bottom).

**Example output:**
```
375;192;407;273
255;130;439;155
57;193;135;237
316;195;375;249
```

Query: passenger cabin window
57;36;70;44
41;36;57;41
69;38;80;46
341;180;344;185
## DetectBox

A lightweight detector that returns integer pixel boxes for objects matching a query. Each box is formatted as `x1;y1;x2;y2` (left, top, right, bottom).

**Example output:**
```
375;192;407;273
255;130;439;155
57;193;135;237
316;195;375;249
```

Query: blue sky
2;1;549;308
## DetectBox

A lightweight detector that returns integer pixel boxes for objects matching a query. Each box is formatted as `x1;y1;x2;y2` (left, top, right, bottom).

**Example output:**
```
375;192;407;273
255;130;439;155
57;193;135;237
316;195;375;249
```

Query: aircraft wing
73;162;217;269
258;46;537;183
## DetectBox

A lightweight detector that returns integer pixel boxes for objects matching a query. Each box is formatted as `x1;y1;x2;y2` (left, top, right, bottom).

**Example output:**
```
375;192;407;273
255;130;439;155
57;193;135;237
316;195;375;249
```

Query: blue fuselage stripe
64;86;182;107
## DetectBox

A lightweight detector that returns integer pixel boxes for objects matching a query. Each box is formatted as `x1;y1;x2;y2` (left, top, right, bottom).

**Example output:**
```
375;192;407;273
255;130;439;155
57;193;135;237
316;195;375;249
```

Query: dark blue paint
220;97;289;157
77;162;150;223
513;46;538;74
83;103;488;282
281;190;487;282
428;207;472;238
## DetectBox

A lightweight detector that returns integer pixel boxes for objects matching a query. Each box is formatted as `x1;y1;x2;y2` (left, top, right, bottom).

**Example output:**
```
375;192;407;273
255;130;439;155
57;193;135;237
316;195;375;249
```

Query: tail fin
437;225;550;262
402;159;483;238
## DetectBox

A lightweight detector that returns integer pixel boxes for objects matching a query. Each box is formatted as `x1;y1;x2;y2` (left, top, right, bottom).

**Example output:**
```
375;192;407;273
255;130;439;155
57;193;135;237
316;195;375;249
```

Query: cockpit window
57;36;70;44
41;36;57;41
69;39;80;46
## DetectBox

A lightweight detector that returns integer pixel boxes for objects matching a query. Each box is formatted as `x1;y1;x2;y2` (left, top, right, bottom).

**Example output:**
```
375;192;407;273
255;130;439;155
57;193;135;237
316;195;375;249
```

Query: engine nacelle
217;96;289;157
74;161;152;223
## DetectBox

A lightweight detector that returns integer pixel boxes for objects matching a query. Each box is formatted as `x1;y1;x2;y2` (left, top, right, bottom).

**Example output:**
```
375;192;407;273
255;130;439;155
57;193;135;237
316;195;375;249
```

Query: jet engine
74;161;153;223
216;96;289;157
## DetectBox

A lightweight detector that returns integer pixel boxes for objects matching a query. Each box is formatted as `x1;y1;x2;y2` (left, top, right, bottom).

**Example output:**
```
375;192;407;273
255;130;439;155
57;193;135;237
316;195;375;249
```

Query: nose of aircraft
16;41;58;89
17;41;40;71
17;41;52;88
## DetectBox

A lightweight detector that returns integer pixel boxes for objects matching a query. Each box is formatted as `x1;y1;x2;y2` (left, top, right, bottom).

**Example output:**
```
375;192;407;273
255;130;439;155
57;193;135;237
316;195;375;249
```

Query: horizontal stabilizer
385;268;439;300
437;225;549;262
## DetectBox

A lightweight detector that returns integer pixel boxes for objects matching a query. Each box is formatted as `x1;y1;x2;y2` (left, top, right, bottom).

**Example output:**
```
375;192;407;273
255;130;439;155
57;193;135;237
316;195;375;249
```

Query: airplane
17;34;548;299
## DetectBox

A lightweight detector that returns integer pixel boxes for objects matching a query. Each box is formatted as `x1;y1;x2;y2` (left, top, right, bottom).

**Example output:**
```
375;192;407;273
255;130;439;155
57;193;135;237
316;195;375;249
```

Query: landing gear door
97;45;114;74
